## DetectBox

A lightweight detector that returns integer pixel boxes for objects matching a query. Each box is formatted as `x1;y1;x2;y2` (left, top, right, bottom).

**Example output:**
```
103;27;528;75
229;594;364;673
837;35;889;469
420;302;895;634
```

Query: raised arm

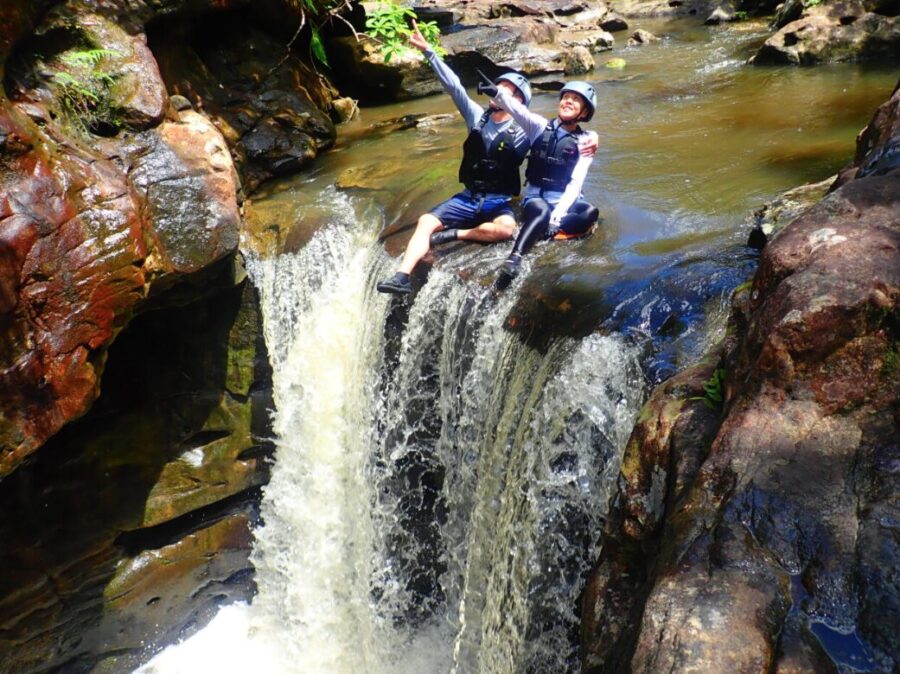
491;86;547;143
410;20;483;129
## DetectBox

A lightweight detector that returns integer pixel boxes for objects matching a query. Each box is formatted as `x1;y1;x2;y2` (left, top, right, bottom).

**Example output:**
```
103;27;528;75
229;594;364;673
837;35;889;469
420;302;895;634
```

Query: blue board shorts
429;191;515;230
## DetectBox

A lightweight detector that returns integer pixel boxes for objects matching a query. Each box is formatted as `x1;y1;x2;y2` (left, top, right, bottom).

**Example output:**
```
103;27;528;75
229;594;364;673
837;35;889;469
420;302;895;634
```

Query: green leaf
311;28;329;66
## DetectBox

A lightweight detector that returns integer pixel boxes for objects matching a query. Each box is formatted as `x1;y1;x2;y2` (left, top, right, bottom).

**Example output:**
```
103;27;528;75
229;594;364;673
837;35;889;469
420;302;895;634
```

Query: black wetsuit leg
557;200;599;236
511;198;552;257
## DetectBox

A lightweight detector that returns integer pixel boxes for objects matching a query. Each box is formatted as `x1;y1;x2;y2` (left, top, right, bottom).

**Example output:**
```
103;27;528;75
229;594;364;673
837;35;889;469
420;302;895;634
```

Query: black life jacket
458;111;529;196
525;120;584;193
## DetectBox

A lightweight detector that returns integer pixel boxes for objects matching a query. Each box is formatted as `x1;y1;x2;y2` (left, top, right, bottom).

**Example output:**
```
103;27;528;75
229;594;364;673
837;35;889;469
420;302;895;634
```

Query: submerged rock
628;28;660;45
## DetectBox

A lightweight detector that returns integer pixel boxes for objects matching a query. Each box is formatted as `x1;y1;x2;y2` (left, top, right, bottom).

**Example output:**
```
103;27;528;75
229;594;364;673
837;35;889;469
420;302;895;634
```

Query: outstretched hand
475;69;499;98
409;20;430;52
579;131;599;157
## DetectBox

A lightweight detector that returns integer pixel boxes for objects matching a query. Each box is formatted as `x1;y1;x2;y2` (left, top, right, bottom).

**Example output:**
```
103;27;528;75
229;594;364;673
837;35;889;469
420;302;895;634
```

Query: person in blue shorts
376;21;534;295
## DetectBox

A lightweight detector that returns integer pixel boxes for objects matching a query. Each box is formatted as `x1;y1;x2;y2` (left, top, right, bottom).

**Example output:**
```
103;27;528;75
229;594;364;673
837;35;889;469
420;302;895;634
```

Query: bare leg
399;213;443;274
456;214;517;243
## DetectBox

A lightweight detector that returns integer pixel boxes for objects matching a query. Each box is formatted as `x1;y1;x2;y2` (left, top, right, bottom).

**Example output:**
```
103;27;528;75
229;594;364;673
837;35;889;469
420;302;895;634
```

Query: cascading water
137;186;645;673
112;16;897;671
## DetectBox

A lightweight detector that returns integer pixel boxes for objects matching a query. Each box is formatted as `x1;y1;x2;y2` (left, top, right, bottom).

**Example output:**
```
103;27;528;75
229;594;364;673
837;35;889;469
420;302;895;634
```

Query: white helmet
496;72;532;106
560;81;597;121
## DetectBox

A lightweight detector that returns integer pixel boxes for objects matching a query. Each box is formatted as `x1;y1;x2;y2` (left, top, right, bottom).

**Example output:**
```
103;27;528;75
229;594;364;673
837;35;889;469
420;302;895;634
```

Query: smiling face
558;91;588;123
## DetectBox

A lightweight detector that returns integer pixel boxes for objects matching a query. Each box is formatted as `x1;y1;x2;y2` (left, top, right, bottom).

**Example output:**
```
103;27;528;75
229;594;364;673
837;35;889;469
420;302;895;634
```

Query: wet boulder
747;175;834;247
494;0;594;16
121;109;240;281
565;30;616;52
753;1;900;65
150;15;337;193
773;0;805;29
562;45;597;73
627;28;660;45
327;34;445;103
443;22;598;77
601;14;630;31
70;13;167;129
605;0;720;18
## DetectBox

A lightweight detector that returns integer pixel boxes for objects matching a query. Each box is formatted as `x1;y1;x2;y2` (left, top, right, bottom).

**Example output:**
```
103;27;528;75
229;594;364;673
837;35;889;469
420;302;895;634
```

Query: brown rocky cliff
0;0;337;669
0;30;240;476
1;0;338;475
582;82;900;673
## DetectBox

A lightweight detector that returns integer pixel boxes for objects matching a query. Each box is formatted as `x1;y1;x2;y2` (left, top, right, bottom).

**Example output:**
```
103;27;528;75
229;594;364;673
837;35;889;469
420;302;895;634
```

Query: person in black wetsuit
489;80;601;279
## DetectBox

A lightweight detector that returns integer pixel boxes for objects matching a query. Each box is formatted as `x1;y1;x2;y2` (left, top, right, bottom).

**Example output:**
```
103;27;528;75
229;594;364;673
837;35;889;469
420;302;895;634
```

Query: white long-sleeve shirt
493;87;594;225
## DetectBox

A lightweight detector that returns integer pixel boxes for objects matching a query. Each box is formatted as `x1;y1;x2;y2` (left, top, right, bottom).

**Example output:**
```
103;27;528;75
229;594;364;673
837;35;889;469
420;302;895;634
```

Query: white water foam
137;189;391;674
137;191;645;673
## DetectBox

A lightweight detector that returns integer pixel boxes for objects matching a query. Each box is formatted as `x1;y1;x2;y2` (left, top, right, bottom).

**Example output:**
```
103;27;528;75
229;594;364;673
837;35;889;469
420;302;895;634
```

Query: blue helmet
560;81;597;122
496;72;532;106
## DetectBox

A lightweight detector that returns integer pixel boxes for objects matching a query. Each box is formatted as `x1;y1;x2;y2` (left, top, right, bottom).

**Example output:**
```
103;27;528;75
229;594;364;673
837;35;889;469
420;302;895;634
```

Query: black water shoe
500;254;522;279
377;272;413;295
430;229;458;247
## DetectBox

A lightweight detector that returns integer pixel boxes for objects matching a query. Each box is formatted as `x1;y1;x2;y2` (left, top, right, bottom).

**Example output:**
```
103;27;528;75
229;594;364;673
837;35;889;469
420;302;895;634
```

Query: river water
136;18;896;674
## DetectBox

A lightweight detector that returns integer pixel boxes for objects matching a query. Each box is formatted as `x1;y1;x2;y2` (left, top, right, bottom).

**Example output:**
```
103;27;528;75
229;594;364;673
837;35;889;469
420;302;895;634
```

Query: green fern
60;48;120;68
48;47;121;135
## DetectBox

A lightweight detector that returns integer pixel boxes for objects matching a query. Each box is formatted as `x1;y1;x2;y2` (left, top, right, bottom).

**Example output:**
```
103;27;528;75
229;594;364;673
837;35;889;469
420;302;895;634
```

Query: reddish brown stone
582;85;900;673
0;106;149;474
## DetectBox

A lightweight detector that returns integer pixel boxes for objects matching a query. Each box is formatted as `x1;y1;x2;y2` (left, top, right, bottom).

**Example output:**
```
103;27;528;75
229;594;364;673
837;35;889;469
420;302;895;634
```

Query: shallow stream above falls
138;18;897;674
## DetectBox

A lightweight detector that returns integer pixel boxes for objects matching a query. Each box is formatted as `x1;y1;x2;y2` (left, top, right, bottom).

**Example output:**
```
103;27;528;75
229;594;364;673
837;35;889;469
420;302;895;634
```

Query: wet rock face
0;106;241;475
582;87;900;672
753;1;900;65
149;10;337;193
0;1;287;669
0;107;149;474
0;279;273;672
0;2;255;473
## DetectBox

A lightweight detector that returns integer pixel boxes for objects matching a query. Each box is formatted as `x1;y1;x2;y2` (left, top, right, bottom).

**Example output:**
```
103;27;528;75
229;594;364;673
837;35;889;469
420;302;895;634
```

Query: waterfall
137;188;645;673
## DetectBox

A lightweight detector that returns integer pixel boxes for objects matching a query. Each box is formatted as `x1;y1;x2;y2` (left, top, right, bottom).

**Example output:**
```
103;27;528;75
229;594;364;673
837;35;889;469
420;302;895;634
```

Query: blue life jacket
525;120;585;193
